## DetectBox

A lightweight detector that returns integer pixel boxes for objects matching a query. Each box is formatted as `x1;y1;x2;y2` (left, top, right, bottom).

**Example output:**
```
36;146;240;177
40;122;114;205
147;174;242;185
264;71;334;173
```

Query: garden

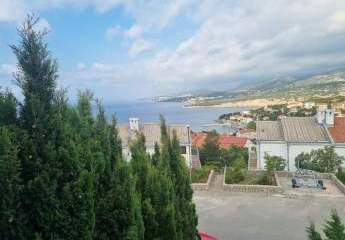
225;153;286;186
191;165;214;183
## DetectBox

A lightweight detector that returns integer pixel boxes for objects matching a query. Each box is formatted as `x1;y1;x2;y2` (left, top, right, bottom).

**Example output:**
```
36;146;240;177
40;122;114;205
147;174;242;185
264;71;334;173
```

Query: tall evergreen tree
0;89;17;127
10;15;96;239
307;223;323;240
323;211;345;240
306;211;345;240
0;127;23;239
159;116;198;239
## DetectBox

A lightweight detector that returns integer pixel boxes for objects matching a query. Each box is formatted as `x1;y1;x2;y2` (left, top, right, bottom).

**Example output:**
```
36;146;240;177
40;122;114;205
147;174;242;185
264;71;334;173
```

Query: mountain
154;70;345;105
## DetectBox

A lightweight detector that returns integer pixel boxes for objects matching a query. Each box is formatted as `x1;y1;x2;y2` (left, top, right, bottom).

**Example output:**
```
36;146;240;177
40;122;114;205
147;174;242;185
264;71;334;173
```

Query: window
180;146;187;154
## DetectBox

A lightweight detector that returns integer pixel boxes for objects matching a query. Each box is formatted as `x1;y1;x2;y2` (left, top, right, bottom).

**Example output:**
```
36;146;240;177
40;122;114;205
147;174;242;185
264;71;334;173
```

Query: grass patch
191;166;213;183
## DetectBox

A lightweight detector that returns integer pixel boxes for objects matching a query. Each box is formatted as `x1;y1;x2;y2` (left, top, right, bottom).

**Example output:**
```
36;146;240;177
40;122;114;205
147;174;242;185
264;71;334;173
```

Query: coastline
183;98;288;109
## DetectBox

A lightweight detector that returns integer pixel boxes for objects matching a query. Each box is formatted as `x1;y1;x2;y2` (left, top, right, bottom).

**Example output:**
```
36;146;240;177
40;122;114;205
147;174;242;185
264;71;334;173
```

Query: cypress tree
307;223;323;240
159;116;198;239
0;127;23;239
151;142;160;166
10;15;95;238
0;89;17;127
323;211;345;240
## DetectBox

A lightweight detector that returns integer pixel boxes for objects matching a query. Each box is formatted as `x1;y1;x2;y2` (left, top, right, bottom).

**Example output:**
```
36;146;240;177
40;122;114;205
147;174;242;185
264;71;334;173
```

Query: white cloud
128;38;153;56
144;0;345;87
0;64;16;76
124;24;142;39
4;0;345;98
34;18;51;32
105;25;121;41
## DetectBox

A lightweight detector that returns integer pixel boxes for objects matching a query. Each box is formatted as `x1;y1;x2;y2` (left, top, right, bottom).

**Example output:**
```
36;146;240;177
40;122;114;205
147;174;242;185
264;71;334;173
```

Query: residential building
119;118;200;168
236;128;256;139
255;109;345;171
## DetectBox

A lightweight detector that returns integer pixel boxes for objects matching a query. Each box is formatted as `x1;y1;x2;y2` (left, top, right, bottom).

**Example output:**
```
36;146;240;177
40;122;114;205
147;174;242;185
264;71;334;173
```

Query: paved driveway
194;191;345;240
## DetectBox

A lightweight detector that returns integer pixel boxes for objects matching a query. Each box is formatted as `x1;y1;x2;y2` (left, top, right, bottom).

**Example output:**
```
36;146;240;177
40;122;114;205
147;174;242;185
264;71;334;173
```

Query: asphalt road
194;191;345;240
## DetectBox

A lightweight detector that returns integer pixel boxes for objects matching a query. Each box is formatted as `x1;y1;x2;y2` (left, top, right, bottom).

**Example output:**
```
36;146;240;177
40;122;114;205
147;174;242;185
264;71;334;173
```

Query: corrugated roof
328;117;345;143
281;117;330;142
257;121;284;141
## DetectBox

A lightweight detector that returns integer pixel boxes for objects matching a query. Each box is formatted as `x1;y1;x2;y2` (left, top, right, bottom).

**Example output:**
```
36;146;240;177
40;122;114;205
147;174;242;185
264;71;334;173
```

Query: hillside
173;71;345;107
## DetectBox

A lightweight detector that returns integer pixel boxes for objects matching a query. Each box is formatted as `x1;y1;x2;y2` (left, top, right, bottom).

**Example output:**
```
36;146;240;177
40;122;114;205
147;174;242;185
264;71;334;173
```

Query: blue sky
1;1;345;102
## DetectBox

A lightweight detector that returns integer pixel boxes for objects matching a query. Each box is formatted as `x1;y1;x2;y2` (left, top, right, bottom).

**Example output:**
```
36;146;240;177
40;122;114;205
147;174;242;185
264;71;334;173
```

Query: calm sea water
104;101;245;132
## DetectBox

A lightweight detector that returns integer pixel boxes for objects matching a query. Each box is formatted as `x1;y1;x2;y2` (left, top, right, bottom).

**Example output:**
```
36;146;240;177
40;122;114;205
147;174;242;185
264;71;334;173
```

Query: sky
1;0;345;102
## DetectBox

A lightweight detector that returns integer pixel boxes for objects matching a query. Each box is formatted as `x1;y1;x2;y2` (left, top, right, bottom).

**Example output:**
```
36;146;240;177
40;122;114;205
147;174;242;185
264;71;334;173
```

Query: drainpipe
287;142;290;172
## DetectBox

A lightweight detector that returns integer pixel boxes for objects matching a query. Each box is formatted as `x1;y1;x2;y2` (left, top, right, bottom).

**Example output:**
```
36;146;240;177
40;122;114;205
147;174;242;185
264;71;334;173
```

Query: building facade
256;109;345;171
119;118;199;168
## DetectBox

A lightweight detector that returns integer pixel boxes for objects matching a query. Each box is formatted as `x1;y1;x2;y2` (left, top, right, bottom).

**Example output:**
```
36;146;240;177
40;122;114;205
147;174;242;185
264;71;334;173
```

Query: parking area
194;191;345;240
278;176;345;197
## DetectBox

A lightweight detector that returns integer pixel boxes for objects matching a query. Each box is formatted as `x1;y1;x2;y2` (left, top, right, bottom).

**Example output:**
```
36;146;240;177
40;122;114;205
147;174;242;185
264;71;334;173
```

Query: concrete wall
257;141;287;170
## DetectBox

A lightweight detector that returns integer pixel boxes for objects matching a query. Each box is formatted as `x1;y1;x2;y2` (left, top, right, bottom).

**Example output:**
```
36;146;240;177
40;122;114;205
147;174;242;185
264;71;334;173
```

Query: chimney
325;109;335;126
129;118;140;131
317;110;325;124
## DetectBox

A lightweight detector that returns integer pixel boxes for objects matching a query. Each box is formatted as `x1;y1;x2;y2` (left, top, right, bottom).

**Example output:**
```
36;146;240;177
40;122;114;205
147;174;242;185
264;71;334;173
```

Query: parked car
197;231;218;240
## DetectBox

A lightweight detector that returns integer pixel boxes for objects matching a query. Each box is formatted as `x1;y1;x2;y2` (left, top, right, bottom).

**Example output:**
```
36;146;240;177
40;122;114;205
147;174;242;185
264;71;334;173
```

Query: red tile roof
218;135;248;148
192;133;207;148
328;117;345;143
192;133;248;149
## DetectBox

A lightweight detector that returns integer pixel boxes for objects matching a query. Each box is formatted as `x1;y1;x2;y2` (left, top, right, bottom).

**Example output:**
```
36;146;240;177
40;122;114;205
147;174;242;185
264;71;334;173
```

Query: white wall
122;145;192;168
258;142;345;172
257;141;287;170
335;145;345;168
287;144;329;171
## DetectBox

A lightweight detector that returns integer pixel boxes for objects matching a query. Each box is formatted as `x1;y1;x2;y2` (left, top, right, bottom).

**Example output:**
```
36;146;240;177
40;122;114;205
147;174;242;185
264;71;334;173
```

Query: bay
104;101;245;132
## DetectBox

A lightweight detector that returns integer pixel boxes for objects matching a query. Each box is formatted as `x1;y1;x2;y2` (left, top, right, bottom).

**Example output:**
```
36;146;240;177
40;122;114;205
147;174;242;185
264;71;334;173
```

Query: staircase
209;172;224;191
191;155;201;168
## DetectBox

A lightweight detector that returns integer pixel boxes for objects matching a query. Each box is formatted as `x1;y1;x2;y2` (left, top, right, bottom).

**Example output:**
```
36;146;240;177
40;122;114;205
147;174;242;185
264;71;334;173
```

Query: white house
256;109;345;171
118;118;200;169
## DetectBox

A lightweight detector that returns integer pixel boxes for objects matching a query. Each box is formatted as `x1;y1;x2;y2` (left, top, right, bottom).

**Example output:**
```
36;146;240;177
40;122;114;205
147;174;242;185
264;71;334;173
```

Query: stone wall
330;174;345;195
222;168;283;194
192;170;214;191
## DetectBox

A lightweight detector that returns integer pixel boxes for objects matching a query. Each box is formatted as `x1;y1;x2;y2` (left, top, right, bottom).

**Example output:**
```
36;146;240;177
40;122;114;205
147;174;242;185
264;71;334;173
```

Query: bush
256;172;273;185
295;146;344;173
191;166;213;183
255;153;284;185
225;168;245;184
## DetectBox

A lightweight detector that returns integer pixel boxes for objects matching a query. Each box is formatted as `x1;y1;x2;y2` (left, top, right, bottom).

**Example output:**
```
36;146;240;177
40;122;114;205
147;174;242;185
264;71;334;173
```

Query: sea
104;100;245;132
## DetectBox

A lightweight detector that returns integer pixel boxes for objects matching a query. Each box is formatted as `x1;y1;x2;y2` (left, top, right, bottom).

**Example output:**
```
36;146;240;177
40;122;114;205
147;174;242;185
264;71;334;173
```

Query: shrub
225;168;245;184
295;146;344;173
256;172;273;185
191;166;213;183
